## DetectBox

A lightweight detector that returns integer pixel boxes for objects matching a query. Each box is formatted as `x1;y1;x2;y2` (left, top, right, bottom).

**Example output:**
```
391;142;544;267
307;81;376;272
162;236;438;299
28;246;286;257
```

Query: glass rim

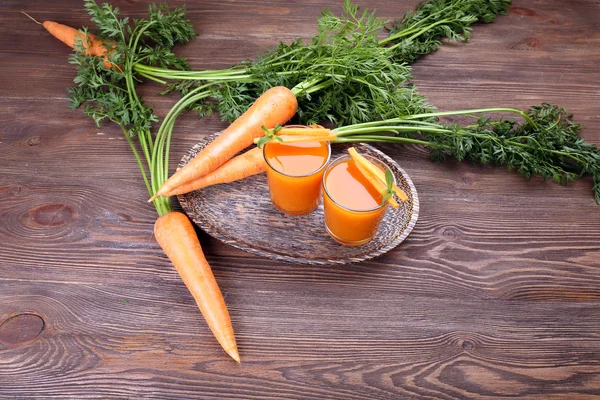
263;140;332;178
322;153;395;213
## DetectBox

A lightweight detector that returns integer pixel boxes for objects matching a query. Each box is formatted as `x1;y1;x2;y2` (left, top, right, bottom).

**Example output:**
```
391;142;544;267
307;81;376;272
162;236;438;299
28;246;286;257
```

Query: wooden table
1;1;600;398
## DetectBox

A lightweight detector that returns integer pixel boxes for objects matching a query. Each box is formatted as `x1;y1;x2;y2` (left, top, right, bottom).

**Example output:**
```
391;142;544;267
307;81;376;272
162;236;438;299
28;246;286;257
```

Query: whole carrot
37;2;240;361
23;12;115;69
164;147;266;197
165;125;335;197
151;86;298;200
154;211;239;362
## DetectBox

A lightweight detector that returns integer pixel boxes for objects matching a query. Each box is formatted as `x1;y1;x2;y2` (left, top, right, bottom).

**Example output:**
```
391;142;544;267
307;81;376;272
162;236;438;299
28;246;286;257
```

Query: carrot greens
134;0;512;125
331;105;600;202
67;0;197;215
65;2;241;361
67;0;600;204
382;0;511;62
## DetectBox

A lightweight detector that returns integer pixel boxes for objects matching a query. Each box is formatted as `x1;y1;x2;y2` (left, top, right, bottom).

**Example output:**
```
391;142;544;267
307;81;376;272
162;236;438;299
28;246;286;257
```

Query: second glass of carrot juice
263;141;331;216
322;154;392;245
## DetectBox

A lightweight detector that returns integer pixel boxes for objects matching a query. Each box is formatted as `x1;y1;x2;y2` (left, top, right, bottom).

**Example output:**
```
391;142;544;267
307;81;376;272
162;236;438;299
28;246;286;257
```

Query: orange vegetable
154;211;239;363
163;147;266;197
23;12;116;69
152;86;298;200
164;125;334;198
348;147;405;207
254;134;337;145
348;150;406;201
277;127;331;136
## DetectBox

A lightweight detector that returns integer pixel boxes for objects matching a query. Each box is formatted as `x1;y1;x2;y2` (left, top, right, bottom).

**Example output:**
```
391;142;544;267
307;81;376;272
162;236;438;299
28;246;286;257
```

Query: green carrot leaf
385;169;394;188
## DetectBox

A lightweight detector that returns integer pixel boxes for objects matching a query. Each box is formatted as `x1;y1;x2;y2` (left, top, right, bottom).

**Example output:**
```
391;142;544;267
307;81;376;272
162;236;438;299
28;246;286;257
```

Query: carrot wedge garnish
254;134;337;146
277;127;331;136
348;147;408;208
348;148;408;202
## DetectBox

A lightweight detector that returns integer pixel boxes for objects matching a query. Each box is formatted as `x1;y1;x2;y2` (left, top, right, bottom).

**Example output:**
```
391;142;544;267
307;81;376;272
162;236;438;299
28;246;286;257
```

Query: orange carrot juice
323;155;391;245
263;141;331;215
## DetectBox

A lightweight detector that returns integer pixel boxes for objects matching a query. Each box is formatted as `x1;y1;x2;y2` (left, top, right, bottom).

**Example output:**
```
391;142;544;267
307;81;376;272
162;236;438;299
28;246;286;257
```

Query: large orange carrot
164;147;266;197
152;86;298;199
154;211;239;362
23;12;115;68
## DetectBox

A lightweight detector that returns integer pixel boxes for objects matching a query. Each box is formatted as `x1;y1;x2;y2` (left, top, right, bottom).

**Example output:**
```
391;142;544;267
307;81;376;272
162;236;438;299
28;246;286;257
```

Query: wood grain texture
1;0;600;399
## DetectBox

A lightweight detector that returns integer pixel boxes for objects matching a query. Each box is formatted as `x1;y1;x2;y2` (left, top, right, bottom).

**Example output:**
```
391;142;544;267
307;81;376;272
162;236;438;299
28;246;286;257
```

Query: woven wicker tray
178;132;419;265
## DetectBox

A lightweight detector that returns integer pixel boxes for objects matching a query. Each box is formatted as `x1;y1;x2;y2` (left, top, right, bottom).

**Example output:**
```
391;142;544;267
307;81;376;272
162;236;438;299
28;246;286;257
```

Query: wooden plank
1;281;600;399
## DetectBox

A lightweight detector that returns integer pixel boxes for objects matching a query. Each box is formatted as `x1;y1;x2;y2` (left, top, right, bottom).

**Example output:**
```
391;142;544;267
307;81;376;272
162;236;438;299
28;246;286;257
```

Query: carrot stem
137;70;168;85
121;124;154;198
148;85;215;203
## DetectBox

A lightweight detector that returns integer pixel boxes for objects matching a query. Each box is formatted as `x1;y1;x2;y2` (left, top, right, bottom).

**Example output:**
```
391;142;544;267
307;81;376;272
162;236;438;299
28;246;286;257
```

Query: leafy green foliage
68;33;142;131
386;0;512;62
68;0;197;215
64;0;599;205
84;1;129;39
336;105;600;204
184;0;436;126
142;0;511;126
68;0;196;136
161;0;511;126
426;104;599;189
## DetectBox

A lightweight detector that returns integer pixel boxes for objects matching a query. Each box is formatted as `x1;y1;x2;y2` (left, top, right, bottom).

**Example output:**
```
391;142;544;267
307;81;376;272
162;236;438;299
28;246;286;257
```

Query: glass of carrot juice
263;141;331;215
322;154;392;245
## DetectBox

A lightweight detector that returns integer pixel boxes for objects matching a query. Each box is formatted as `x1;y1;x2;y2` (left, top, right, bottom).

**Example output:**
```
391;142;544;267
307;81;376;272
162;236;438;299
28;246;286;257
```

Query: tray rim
177;133;419;265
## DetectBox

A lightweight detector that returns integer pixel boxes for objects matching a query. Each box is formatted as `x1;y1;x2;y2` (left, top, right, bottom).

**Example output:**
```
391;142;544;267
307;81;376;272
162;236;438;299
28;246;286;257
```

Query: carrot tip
227;349;241;363
148;194;159;202
22;11;42;25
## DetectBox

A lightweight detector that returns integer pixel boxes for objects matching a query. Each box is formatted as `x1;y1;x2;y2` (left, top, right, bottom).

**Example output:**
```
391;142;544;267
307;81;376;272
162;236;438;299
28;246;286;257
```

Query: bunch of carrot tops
31;0;600;361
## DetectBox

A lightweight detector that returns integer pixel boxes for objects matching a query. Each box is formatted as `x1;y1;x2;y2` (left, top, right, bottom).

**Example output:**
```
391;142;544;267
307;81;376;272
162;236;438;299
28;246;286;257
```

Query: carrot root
154;212;239;362
155;86;298;198
21;11;42;25
27;15;117;69
165;147;266;197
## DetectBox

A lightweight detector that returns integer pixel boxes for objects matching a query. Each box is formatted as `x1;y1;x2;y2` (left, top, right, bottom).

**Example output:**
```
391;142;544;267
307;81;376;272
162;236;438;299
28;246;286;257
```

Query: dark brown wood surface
1;0;600;399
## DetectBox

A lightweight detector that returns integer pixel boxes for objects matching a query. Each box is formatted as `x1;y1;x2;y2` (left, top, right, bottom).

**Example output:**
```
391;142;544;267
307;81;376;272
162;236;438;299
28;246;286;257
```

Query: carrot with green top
151;86;298;201
23;11;116;69
48;3;240;362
